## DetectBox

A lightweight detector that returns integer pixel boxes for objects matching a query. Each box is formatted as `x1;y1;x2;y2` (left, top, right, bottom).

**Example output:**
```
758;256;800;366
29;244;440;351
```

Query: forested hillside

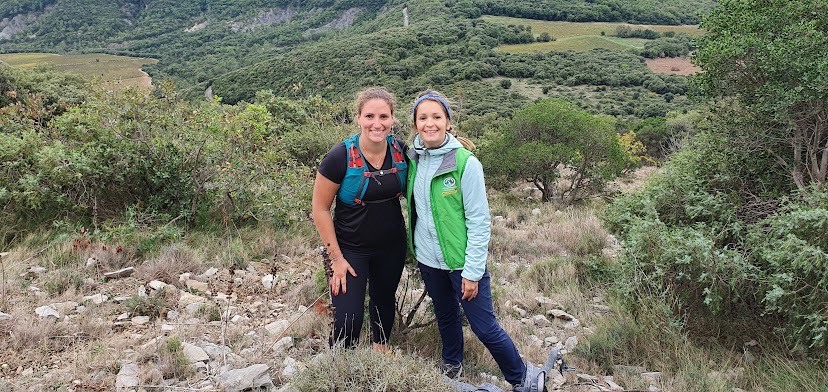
1;0;711;119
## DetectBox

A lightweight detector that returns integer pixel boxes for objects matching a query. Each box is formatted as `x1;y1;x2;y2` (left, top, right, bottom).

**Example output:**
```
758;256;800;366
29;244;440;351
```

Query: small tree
500;79;512;89
479;99;626;203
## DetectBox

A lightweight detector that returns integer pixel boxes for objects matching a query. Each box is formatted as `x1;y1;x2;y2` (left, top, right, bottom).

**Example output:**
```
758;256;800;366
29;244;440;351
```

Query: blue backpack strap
338;134;408;206
338;134;370;205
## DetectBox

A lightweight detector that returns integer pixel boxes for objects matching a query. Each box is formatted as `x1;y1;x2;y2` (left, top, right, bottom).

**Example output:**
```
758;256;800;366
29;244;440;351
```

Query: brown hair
356;87;397;116
412;89;475;150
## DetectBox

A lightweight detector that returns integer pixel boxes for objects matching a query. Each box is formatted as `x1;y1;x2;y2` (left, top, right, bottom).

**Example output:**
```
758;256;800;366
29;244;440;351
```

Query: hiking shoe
438;361;463;379
513;362;546;392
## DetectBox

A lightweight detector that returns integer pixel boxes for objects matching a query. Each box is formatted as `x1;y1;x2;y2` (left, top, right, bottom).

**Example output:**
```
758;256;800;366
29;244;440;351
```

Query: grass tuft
135;244;200;286
292;347;454;391
123;288;169;319
158;336;193;380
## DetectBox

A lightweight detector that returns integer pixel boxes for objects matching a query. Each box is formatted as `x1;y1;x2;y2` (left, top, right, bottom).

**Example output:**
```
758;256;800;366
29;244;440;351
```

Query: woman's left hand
461;278;478;301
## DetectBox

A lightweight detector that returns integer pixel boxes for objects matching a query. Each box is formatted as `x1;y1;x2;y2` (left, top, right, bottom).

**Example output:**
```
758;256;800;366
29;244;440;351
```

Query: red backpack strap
389;137;405;163
347;140;365;168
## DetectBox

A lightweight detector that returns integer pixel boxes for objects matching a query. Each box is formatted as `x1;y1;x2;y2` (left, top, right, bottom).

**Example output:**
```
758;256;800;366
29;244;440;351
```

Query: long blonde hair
412;89;475;150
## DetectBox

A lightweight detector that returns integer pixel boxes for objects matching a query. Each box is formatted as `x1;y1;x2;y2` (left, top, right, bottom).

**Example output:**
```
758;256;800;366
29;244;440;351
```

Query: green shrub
748;189;828;350
123;288;168;319
478;99;626;203
159;336;193;379
197;304;222;322
601;128;826;353
1;74;318;242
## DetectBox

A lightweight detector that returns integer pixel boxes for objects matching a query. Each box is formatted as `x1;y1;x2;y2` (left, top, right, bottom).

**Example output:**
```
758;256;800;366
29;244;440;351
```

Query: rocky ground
0;202;674;392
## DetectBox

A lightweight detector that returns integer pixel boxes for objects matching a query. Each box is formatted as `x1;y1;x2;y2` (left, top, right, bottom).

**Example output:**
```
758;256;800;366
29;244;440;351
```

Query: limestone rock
35;305;60;319
262;274;275;290
605;379;624;391
547;309;575;320
535;296;563;311
182;342;210;363
51;301;79;315
104;267;134;279
178;292;206;308
83;294;108;305
532;315;552;327
564;336;578;352
265;319;290;336
563;318;581;330
148;280;167;290
273;336;294;353
218;364;273;392
185;279;209;293
115;362;139;391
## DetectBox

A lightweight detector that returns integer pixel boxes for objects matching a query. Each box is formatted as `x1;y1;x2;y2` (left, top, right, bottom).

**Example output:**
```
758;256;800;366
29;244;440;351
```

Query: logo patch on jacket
442;177;458;195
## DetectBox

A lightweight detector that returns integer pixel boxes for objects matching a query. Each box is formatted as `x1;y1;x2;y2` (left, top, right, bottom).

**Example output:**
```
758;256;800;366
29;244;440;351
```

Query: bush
159;336;194;379
1;73;319;244
601;127;827;353
748;189;828;350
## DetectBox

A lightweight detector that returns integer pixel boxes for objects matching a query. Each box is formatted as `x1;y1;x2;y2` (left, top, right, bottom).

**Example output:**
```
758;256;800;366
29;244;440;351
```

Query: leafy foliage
2;0;698;121
0;68;329;246
748;190;828;349
478;98;626;203
602;126;826;352
640;34;695;59
694;0;828;189
0;0;55;19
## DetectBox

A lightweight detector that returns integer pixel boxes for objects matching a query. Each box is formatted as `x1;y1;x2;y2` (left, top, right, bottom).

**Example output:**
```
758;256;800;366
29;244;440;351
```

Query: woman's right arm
311;172;356;295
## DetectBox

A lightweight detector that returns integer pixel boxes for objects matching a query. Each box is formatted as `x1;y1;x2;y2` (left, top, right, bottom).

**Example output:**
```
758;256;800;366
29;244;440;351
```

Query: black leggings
330;243;406;348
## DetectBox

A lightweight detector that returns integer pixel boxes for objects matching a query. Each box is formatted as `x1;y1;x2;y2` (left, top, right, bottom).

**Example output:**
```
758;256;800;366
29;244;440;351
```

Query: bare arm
311;171;356;295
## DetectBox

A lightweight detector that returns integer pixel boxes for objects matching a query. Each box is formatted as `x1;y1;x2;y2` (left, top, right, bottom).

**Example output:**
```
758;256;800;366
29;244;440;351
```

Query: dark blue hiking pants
418;262;526;386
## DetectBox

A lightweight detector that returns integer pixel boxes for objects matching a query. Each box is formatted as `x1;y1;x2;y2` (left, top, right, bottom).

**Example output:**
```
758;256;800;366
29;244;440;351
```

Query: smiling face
414;99;449;148
357;98;395;144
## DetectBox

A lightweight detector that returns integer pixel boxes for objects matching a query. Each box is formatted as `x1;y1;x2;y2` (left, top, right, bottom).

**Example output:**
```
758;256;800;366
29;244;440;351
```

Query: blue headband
412;93;452;121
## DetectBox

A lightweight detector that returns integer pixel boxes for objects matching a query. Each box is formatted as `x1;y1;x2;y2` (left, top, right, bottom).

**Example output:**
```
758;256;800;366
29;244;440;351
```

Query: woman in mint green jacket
407;90;530;391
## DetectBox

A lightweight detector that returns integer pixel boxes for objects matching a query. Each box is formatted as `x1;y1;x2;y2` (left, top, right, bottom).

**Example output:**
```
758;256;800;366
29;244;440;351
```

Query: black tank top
317;141;408;250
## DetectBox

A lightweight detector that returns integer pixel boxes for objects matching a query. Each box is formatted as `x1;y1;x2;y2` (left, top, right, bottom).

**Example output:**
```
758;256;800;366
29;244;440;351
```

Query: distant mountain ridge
1;0;713;116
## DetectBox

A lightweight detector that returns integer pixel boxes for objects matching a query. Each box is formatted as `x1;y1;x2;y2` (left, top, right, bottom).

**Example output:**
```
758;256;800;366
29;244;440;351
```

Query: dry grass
490;200;610;263
279;305;330;343
70;339;124;386
135;244;201;286
497;36;631;53
0;53;157;90
0;312;76;369
292;347;455;391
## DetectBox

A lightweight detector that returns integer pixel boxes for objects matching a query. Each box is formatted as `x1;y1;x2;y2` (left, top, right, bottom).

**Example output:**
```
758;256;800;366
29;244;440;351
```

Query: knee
469;319;507;343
